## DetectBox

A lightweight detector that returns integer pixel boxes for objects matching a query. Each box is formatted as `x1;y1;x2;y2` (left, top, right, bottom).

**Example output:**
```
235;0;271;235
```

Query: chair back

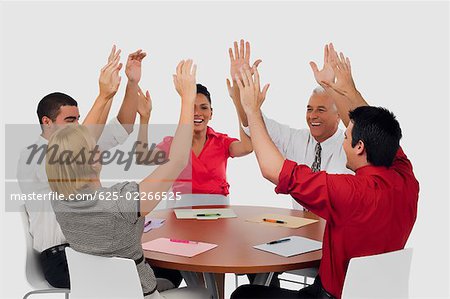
342;248;413;299
19;204;50;289
65;247;144;299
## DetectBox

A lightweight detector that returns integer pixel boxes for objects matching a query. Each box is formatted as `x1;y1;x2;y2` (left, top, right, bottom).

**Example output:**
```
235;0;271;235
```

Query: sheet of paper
246;213;318;228
253;236;322;258
174;208;237;220
143;218;165;233
142;238;218;258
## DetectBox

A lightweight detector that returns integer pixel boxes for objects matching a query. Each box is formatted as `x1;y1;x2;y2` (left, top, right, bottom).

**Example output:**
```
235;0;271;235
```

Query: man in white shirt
227;41;353;210
17;46;145;288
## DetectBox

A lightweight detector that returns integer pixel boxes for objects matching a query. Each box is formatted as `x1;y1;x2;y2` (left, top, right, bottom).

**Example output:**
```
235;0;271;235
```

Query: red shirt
275;147;419;299
157;127;238;196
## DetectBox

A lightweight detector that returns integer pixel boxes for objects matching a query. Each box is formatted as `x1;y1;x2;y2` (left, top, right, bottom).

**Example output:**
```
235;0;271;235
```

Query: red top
275;147;419;299
157;127;238;196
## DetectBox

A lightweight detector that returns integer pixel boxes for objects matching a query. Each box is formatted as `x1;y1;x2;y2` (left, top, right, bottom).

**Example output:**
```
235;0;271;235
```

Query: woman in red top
156;83;253;199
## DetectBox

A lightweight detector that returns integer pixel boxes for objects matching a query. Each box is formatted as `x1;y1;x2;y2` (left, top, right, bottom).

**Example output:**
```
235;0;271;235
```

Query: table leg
180;271;202;287
214;273;225;299
203;272;223;299
252;272;274;286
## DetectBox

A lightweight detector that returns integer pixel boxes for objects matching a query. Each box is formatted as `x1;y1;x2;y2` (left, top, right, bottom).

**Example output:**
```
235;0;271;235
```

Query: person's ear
355;140;365;156
210;107;213;120
42;116;53;127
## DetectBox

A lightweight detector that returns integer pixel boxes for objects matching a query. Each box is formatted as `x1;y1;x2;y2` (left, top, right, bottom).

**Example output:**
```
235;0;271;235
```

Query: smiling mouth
310;122;321;127
194;119;204;124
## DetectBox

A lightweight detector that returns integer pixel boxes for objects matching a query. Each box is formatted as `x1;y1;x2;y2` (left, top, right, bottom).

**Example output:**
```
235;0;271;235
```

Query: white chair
341;248;413;299
65;247;211;299
280;267;318;288
20;204;70;299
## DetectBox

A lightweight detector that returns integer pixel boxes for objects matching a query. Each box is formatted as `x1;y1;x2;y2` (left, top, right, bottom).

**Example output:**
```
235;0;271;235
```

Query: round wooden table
142;205;324;298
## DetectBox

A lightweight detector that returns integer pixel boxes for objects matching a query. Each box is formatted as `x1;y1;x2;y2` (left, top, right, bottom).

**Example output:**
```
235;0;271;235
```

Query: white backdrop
1;1;449;298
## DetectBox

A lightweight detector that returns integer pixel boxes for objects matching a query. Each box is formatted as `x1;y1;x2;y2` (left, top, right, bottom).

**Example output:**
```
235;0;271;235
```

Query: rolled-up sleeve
275;159;331;220
97;117;129;151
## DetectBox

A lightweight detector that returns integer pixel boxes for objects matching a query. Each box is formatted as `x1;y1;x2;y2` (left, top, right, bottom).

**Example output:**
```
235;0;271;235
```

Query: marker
144;220;152;227
169;238;198;244
263;218;286;224
267;238;291;245
196;213;221;217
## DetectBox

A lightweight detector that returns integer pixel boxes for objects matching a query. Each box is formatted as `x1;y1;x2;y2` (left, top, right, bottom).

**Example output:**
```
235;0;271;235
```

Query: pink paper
142;238;217;258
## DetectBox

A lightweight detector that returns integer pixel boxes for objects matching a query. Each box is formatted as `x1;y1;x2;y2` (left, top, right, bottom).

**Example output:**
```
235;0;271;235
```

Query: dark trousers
231;276;335;299
247;273;281;287
151;266;183;288
39;245;71;288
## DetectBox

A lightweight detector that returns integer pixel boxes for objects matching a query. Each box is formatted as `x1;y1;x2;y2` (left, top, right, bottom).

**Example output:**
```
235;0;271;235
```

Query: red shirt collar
355;164;389;176
206;126;219;138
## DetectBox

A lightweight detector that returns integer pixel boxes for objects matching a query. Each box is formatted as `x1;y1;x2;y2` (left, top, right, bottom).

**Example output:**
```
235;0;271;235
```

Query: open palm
310;44;335;86
229;39;261;81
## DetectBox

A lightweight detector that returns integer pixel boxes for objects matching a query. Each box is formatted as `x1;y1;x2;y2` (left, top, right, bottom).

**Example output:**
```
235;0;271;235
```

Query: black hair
37;92;78;124
196;84;212;104
349;106;402;167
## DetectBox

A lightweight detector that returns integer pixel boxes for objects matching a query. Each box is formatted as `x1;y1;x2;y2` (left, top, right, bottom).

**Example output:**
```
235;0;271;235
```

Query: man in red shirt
231;44;419;299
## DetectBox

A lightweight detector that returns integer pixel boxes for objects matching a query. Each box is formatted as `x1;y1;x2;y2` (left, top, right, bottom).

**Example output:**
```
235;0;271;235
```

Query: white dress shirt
17;117;129;252
243;114;353;209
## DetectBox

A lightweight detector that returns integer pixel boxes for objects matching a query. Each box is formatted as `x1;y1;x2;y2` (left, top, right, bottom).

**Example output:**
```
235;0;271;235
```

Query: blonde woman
47;60;210;299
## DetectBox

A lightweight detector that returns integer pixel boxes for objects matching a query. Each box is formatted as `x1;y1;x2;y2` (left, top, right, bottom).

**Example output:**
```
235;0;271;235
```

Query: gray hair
312;85;326;94
311;86;338;112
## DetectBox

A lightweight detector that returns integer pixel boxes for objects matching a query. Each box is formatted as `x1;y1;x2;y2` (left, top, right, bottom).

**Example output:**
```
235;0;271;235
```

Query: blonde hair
46;124;98;198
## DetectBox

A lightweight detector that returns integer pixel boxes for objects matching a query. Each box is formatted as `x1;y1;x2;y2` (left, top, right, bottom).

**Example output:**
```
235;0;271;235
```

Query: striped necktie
311;143;322;172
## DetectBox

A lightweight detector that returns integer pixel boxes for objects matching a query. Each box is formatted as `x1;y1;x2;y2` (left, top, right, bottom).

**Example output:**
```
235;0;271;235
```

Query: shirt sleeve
224;135;240;158
97;117;129;151
275;159;364;223
391;147;414;175
115;181;140;224
275;159;331;220
242;114;297;157
156;136;173;154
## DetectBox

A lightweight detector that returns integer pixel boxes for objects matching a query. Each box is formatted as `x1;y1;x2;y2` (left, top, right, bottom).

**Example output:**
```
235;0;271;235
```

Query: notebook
174;208;237;220
253;236;322;257
142;238;218;258
246;213;318;229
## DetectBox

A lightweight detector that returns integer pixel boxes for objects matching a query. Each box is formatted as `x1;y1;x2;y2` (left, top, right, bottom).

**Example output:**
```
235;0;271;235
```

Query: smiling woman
154;83;253;199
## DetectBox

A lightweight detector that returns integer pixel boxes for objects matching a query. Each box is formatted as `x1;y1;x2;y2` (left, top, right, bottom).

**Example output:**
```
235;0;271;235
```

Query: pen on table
263;218;286;224
196;213;221;217
266;238;291;245
169;238;199;244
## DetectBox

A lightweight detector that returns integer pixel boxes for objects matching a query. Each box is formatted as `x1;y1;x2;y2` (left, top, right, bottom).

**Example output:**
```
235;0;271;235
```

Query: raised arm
310;43;368;126
83;46;122;140
116;49;147;134
228;39;262;127
138;60;196;216
236;65;283;185
97;45;122;126
135;87;152;165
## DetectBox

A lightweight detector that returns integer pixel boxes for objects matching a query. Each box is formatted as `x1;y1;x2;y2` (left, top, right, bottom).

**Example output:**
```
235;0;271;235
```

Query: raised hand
229;39;262;82
137;87;152;121
310;43;335;86
173;59;197;103
107;45;121;63
235;65;270;114
324;44;357;97
99;46;122;100
125;49;147;83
